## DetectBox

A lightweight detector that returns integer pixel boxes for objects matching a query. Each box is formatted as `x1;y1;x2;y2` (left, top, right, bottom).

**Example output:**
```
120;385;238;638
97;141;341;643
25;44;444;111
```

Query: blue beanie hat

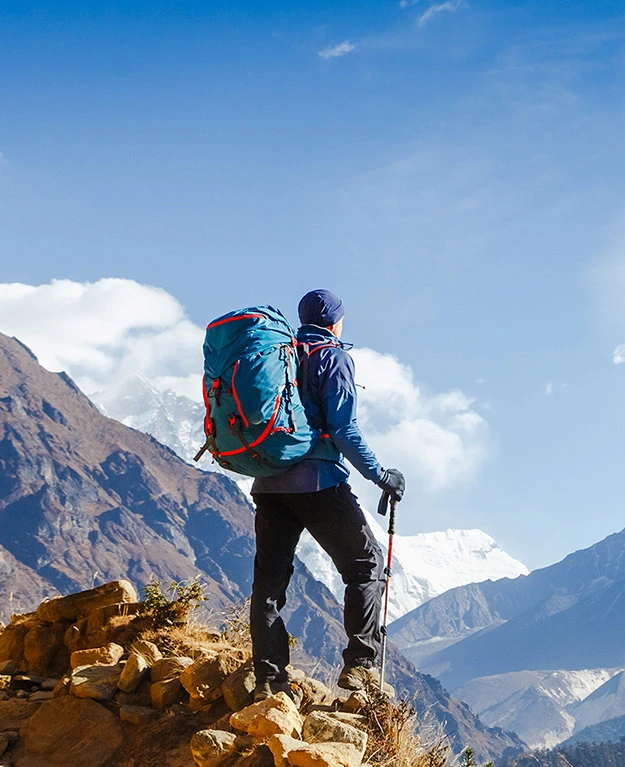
298;289;345;327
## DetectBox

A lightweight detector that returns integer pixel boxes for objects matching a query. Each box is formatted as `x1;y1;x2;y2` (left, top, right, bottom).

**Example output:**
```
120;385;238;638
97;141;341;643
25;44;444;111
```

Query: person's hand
376;468;405;502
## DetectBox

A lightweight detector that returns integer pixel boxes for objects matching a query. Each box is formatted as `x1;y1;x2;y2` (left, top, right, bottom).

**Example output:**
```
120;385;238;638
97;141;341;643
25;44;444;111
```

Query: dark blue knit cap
298;289;345;327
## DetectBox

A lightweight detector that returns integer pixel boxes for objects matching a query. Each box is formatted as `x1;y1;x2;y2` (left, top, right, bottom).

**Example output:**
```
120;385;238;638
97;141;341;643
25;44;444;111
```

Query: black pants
250;482;385;684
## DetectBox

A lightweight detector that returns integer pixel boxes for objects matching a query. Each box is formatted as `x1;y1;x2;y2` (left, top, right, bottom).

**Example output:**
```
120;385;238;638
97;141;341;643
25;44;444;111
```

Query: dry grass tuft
360;680;455;767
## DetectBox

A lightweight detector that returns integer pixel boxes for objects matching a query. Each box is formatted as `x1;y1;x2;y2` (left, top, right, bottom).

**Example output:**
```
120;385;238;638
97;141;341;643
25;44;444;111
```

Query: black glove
376;468;405;503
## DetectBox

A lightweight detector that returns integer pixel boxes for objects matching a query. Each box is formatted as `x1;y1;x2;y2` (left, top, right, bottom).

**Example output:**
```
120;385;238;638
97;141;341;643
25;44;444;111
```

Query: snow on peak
297;514;529;622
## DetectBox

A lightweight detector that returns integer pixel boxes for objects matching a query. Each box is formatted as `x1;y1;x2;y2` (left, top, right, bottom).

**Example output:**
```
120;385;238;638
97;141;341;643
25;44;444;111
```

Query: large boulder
36;581;137;623
268;734;362;767
303;711;367;759
190;729;237;767
230;692;303;739
17;696;123;767
70;663;122;701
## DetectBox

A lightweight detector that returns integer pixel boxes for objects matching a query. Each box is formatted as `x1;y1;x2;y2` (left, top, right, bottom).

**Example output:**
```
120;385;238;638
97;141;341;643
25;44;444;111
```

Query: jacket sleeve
319;348;384;483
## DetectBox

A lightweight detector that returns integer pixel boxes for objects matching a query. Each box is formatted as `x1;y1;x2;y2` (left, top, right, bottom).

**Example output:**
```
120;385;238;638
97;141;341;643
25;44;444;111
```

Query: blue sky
1;0;625;569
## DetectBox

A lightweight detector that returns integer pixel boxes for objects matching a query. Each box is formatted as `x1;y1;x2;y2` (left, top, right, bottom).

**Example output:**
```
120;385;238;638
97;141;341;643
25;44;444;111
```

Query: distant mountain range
0;333;523;762
389;526;625;748
95;372;528;621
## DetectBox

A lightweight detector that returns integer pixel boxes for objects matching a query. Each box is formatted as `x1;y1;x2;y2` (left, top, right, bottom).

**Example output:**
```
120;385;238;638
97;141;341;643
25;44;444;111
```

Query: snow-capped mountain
94;374;528;620
297;518;528;622
96;373;205;465
455;668;623;749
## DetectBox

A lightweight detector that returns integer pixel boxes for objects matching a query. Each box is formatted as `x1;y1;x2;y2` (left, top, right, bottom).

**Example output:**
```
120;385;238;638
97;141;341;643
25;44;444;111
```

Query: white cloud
0;279;490;506
399;0;420;7
349;348;489;509
418;0;464;27
0;278;204;399
613;345;625;365
545;381;569;395
318;41;356;60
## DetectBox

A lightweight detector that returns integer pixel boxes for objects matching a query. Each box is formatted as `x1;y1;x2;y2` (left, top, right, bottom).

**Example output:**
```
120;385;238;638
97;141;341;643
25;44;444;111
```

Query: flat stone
118;652;149;693
70;643;124;669
150;656;193;683
230;692;303;739
303;711;368;758
36;580;137;623
190;729;237;767
130;640;162;666
29;691;55;702
40;679;61;691
297;677;334;710
150;677;184;710
18;695;123;767
70;664;122;701
119;704;157;725
268;734;362;767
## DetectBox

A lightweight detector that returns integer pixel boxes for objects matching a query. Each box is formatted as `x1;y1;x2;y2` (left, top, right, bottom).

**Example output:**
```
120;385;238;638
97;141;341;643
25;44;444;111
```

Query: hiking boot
253;680;294;703
337;665;395;697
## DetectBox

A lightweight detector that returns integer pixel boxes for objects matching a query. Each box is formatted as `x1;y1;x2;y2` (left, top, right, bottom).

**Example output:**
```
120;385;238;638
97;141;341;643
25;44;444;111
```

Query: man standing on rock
250;289;405;701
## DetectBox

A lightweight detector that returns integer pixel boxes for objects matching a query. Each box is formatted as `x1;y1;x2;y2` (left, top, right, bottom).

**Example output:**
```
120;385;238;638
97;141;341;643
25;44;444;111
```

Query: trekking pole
378;493;397;694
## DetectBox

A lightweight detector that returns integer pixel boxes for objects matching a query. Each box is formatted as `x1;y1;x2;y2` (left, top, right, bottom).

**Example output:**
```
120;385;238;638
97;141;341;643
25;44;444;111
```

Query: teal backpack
193;306;316;477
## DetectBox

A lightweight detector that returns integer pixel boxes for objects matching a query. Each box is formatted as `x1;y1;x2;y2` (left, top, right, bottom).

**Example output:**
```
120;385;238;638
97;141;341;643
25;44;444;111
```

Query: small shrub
360;679;452;767
139;577;207;629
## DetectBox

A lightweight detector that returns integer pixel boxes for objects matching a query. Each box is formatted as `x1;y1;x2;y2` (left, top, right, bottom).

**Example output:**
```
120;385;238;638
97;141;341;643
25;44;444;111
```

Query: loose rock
190;729;237;767
150;656;193;683
70;663;122;701
0;660;18;676
130;639;162;666
268;733;362;767
70;642;124;669
230;692;303;739
118;652;149;692
181;652;246;703
222;660;256;712
150;677;184;709
303;711;368;758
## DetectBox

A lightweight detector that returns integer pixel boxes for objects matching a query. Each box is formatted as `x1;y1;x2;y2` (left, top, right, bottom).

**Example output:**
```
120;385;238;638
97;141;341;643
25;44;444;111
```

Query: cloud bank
318;41;356;60
0;279;490;504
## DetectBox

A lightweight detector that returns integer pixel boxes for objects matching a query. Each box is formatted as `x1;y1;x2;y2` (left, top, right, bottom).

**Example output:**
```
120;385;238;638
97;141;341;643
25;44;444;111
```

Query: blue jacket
252;325;384;494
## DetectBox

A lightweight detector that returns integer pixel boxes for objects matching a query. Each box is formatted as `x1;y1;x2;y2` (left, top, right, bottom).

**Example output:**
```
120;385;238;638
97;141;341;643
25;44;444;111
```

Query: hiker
250;289;405;701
